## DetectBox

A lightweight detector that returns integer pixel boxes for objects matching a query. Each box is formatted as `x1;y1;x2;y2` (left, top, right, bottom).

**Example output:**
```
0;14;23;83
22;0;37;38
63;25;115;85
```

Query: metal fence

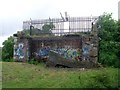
14;16;99;66
23;16;98;36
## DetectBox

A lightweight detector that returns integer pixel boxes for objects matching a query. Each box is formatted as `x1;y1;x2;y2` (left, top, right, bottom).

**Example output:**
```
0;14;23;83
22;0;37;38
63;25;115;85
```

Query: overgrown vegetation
97;13;120;68
0;47;2;61
1;13;119;89
2;13;120;68
2;62;119;88
2;36;14;61
23;22;55;36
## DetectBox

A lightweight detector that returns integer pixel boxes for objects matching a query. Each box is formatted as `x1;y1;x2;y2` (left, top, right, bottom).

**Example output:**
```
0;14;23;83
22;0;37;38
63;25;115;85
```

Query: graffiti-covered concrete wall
13;17;99;68
13;30;98;63
82;22;98;63
31;36;82;61
13;32;29;62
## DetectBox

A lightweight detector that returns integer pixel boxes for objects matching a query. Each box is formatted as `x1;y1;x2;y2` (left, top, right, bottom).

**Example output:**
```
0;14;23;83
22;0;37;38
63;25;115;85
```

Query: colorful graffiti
37;46;81;60
53;48;81;60
14;43;24;59
82;44;91;60
38;46;50;58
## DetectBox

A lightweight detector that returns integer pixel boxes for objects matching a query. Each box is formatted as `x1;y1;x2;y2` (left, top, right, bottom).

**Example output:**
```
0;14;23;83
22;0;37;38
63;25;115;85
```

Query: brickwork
13;17;99;68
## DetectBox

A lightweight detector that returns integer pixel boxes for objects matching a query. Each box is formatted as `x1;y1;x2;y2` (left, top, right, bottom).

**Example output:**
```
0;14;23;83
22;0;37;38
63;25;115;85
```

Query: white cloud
0;0;119;46
0;36;8;47
0;0;119;19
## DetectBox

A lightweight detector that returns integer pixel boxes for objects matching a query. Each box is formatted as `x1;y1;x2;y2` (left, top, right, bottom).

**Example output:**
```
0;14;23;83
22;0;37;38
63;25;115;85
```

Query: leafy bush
97;13;120;68
2;36;14;61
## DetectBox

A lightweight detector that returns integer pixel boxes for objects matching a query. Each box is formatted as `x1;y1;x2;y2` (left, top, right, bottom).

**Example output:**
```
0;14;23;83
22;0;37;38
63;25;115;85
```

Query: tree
23;28;43;36
114;20;120;62
97;13;119;67
23;22;55;36
97;13;117;40
2;36;14;61
114;20;120;42
42;22;55;34
0;47;2;61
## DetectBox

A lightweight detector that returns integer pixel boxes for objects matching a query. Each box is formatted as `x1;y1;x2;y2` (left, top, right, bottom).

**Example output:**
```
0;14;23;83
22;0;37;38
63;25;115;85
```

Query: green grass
2;62;119;88
0;62;2;89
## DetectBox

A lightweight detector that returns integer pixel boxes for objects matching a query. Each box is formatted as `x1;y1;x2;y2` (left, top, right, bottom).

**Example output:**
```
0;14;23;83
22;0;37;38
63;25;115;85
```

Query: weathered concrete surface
46;50;99;68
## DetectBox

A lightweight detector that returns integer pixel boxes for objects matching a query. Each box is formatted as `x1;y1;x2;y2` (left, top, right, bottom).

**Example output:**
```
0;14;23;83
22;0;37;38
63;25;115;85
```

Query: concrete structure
23;16;98;34
14;16;99;68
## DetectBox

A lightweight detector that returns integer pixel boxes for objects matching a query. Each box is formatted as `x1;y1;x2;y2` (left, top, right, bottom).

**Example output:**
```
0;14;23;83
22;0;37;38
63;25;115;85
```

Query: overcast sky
0;0;119;46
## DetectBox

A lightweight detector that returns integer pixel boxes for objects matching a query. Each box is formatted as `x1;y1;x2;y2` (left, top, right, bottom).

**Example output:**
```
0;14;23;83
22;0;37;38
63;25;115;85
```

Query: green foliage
98;13;117;40
0;47;2;61
23;22;55;36
113;20;120;42
2;62;119;88
42;22;55;34
2;36;14;61
23;28;42;36
97;13;120;68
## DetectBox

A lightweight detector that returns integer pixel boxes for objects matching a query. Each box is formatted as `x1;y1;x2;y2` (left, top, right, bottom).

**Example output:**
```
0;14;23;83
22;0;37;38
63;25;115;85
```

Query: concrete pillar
14;36;29;62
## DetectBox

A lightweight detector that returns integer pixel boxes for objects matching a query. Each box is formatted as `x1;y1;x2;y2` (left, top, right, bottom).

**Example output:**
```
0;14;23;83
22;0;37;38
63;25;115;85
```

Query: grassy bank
0;62;2;89
2;62;119;88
